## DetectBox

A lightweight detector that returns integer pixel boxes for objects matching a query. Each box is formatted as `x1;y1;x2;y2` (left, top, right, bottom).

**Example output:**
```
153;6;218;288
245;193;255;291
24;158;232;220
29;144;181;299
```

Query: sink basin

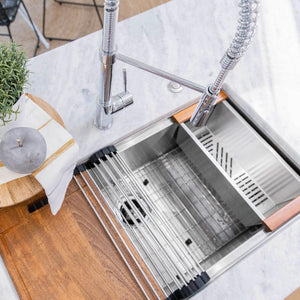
75;100;300;299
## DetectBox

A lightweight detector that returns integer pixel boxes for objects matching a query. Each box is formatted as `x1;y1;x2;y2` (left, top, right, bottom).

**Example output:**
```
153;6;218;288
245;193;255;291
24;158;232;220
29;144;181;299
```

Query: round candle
0;127;47;174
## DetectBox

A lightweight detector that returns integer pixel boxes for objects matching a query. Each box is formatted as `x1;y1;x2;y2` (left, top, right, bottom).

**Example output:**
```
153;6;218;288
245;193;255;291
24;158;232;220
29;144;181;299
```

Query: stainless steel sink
74;100;300;299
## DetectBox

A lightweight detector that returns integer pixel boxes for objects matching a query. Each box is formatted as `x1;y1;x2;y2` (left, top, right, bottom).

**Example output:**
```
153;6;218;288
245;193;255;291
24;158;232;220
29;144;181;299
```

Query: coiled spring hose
191;0;259;127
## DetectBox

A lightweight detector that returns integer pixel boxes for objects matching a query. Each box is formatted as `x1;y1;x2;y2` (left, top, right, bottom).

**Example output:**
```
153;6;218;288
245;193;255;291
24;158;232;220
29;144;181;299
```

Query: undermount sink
75;99;300;299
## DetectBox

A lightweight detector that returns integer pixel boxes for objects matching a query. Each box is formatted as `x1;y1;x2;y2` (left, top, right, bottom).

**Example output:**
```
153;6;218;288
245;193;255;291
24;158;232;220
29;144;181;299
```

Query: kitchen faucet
95;0;133;129
95;0;259;129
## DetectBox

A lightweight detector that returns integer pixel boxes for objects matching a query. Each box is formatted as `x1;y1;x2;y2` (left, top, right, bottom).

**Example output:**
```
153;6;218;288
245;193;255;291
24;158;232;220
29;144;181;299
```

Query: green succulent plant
0;42;29;126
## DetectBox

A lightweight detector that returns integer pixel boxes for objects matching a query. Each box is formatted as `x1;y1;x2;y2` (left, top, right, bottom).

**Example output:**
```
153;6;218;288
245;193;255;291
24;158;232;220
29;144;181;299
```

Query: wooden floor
0;0;169;58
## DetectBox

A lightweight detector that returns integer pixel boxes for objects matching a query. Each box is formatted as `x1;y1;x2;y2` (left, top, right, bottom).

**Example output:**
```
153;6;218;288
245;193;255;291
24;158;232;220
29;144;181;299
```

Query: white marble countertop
1;0;300;299
25;0;300;165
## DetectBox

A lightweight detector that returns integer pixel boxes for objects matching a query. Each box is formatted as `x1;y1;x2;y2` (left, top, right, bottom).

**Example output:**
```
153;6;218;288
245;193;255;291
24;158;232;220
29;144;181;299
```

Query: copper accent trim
172;90;227;124
263;195;300;231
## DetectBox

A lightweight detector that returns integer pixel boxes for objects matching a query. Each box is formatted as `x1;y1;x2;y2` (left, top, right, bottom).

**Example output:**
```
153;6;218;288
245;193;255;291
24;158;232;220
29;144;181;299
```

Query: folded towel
0;94;79;215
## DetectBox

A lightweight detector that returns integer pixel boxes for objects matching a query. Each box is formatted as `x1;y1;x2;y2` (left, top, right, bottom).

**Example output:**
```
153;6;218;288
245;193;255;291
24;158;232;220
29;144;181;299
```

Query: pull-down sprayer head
190;0;259;127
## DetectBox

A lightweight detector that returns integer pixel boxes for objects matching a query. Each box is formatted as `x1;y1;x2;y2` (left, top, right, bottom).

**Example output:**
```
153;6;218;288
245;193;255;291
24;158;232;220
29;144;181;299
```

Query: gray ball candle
0;127;47;174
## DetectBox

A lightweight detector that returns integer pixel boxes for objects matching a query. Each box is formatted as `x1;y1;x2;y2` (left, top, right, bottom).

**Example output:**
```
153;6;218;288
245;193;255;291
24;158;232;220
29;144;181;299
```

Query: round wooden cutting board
0;93;65;208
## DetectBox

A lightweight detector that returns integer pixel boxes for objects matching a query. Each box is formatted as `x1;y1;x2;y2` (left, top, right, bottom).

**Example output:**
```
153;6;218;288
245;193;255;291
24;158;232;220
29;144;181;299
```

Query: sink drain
120;197;148;226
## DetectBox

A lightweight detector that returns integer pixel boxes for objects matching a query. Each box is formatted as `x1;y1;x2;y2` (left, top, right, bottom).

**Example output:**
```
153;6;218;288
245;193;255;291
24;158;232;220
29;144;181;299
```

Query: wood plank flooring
0;0;169;58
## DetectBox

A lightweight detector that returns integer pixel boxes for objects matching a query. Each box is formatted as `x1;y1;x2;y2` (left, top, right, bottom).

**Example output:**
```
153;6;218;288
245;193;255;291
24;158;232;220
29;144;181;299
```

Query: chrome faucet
95;0;259;129
95;0;133;129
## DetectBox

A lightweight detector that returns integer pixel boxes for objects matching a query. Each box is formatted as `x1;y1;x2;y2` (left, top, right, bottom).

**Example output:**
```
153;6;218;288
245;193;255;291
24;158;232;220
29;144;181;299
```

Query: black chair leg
54;0;103;9
42;0;103;42
42;0;73;42
7;25;13;42
56;0;103;27
93;0;103;27
20;0;40;56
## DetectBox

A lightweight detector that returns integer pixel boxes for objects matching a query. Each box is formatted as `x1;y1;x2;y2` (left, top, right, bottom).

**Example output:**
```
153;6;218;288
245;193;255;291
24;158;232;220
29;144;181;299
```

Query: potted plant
0;42;29;126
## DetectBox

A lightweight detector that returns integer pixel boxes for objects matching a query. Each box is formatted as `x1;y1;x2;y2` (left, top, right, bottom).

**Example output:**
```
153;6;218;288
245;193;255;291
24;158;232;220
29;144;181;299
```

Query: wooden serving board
0;94;65;208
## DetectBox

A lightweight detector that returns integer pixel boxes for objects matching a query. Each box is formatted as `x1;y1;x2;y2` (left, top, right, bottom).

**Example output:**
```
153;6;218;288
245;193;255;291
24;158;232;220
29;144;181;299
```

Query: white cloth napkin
0;94;79;215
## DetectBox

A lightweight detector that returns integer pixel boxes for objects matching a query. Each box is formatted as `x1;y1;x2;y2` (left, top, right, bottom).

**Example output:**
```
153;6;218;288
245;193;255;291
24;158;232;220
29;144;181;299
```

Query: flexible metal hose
212;0;258;92
226;0;258;61
191;0;259;126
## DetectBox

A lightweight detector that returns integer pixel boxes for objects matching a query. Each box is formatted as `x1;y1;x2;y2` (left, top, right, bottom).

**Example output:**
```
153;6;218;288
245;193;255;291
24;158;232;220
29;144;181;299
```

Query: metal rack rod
77;172;169;298
103;156;199;280
86;167;173;294
135;152;228;246
127;155;217;256
130;146;245;255
113;153;205;272
108;155;201;275
91;162;184;288
73;175;153;300
94;159;188;285
136;162;216;257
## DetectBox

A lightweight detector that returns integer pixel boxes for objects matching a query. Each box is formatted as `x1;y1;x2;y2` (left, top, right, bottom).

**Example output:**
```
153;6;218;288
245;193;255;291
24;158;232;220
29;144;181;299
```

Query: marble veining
1;0;299;299
26;0;300;166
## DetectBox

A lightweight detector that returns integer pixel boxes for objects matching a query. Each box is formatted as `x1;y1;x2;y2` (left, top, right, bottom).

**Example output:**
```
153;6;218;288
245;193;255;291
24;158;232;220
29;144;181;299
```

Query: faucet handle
111;68;134;114
123;68;127;93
